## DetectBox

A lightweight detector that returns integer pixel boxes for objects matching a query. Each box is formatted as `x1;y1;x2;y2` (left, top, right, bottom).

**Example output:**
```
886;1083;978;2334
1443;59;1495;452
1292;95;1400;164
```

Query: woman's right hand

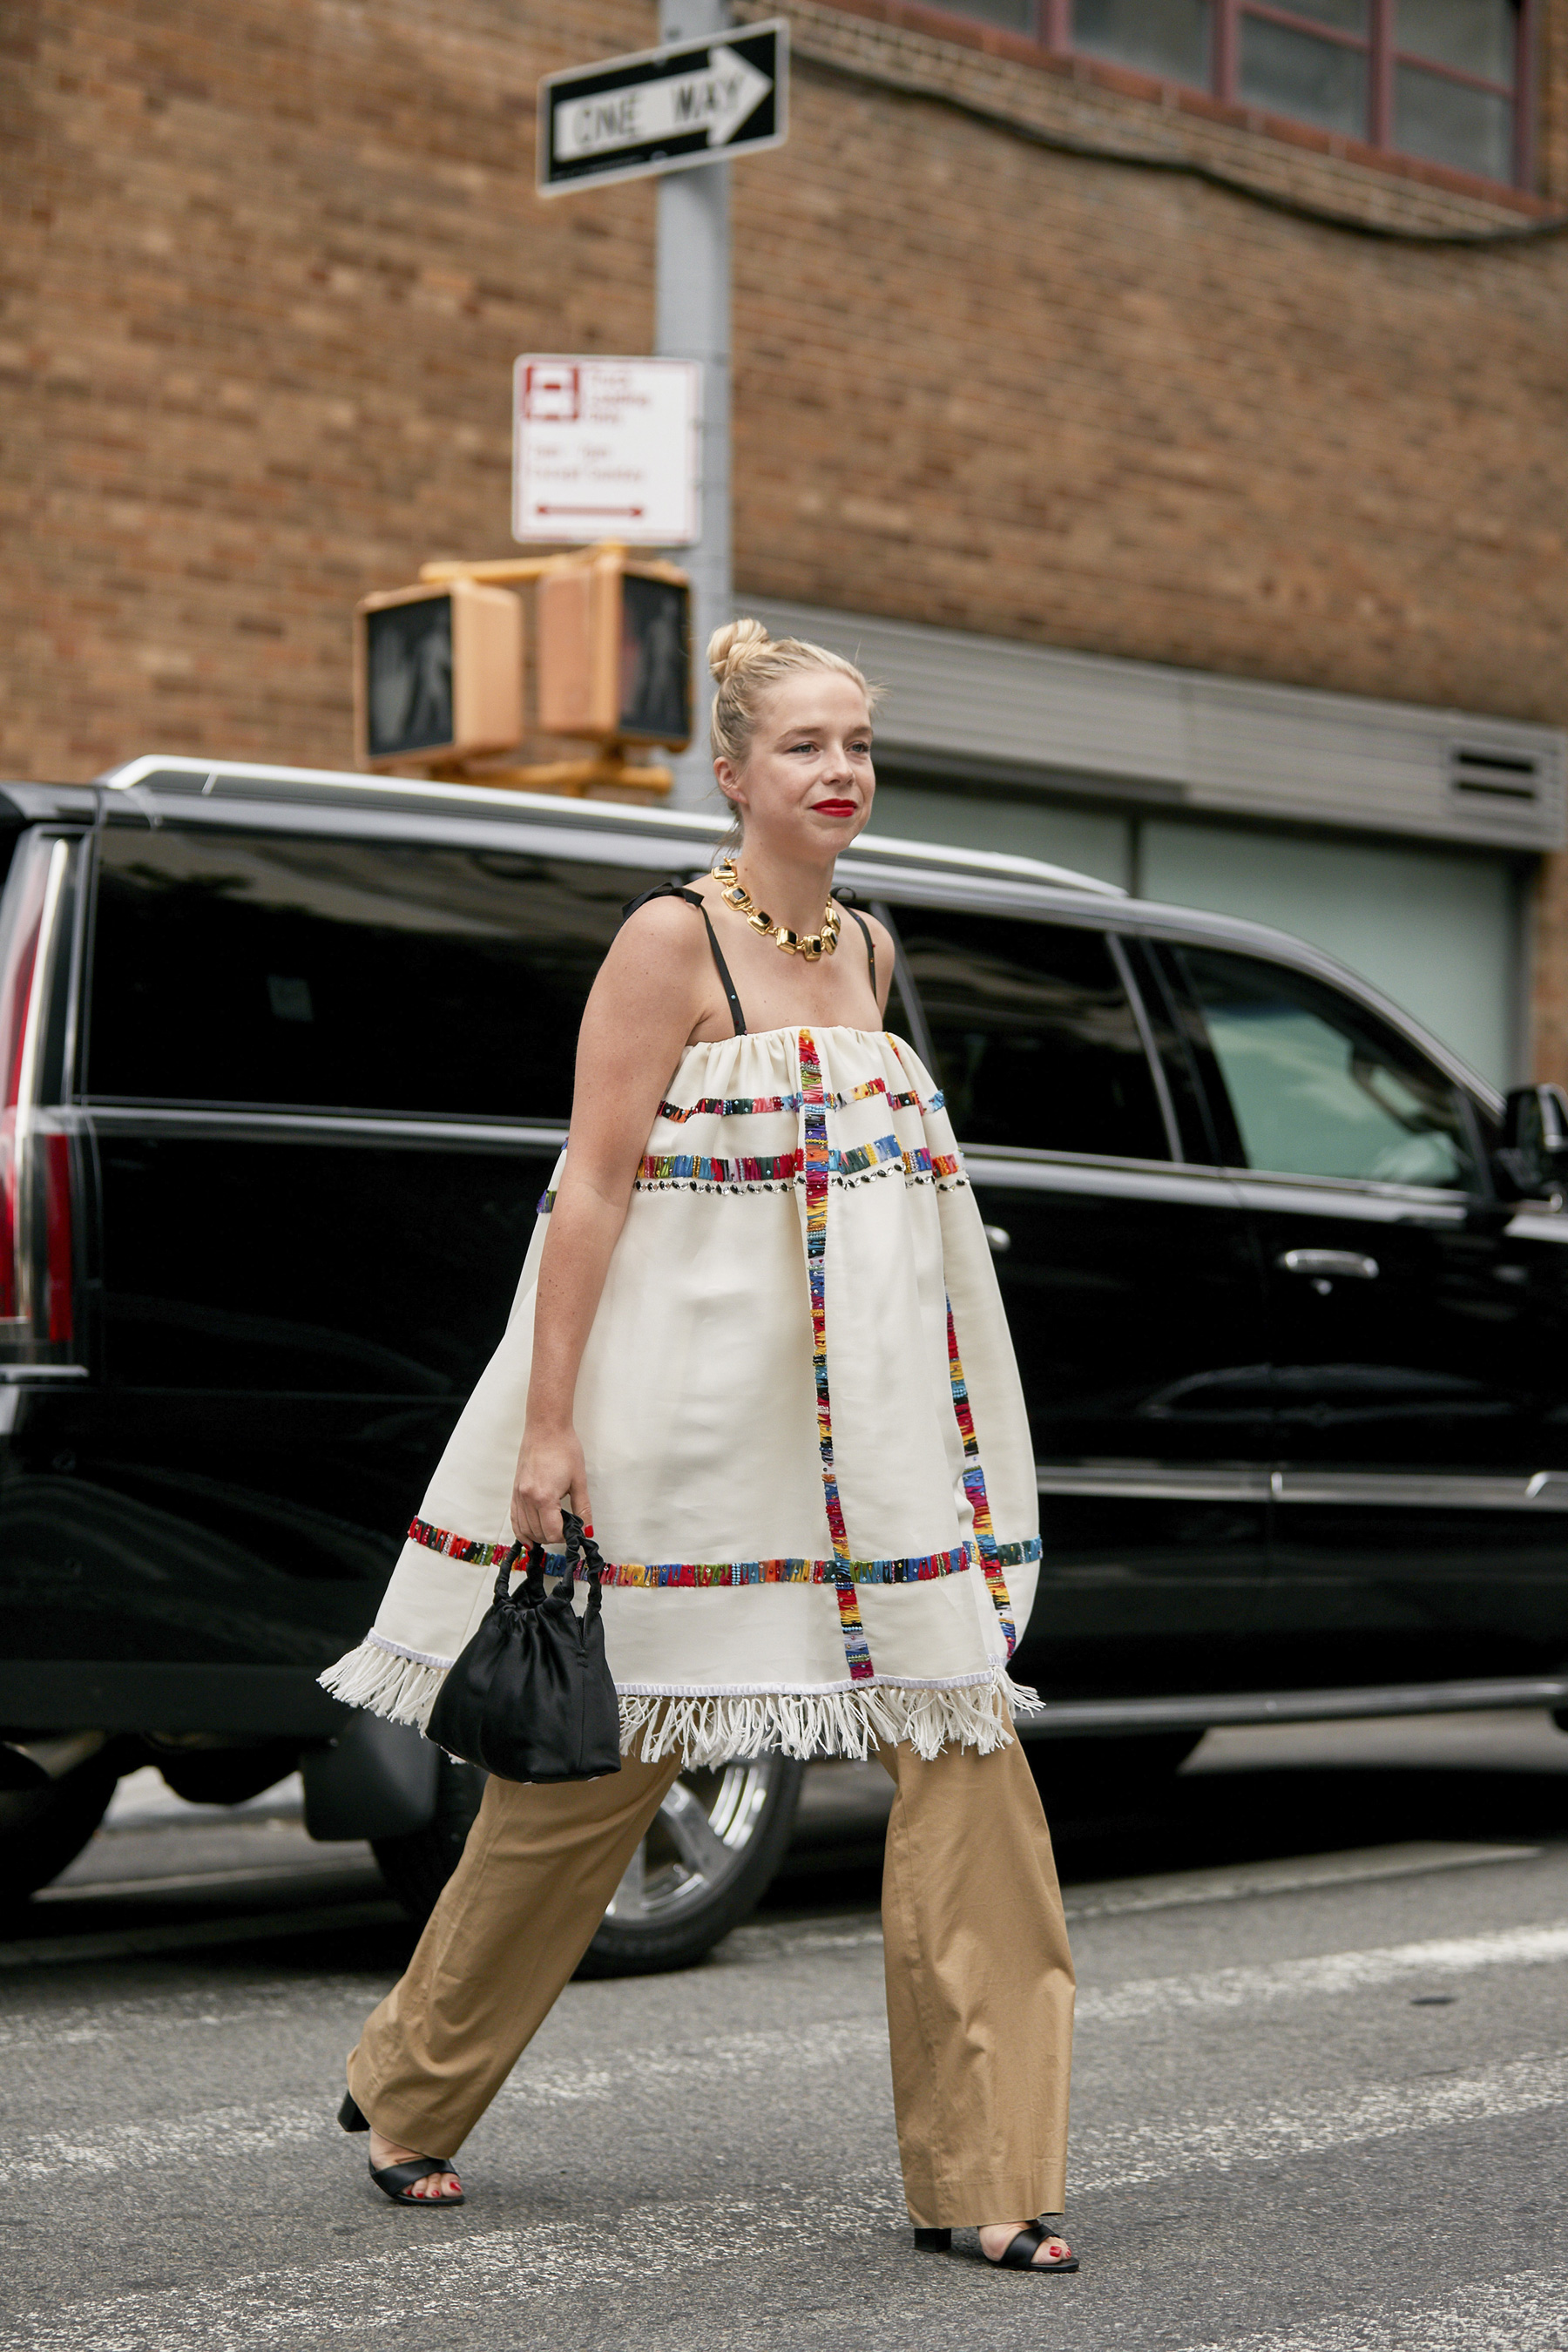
511;1423;591;1547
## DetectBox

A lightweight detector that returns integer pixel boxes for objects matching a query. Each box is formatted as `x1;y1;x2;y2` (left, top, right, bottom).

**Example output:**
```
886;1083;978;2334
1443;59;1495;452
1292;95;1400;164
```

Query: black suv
4;756;1567;1967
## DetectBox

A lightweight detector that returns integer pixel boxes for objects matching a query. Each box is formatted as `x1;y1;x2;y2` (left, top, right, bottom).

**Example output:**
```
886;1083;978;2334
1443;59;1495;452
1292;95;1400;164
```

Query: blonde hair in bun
706;618;876;787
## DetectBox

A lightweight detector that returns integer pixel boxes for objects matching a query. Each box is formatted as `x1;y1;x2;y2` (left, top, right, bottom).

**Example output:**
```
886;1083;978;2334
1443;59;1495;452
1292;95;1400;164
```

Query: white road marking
1073;2045;1568;2193
1077;1917;1568;2025
1184;2269;1568;2352
3;2188;899;2352
11;2005;1568;2202
0;1980;368;2054
0;2102;331;2189
498;2018;891;2106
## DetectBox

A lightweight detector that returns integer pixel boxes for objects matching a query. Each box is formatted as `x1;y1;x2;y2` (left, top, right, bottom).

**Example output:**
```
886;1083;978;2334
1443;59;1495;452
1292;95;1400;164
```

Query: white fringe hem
318;1638;1040;1763
317;1639;449;1730
618;1673;1040;1765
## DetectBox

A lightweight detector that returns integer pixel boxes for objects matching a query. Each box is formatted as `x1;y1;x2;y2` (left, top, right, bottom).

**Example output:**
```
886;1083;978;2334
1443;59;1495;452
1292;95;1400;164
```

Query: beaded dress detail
321;1025;1042;1764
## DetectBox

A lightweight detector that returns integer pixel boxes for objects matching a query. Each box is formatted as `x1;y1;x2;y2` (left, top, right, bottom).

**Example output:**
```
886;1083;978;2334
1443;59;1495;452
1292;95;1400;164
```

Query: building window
922;0;1531;186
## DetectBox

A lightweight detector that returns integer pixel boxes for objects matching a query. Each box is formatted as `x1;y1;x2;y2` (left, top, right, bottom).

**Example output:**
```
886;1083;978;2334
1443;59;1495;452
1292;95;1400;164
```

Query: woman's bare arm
510;902;713;1544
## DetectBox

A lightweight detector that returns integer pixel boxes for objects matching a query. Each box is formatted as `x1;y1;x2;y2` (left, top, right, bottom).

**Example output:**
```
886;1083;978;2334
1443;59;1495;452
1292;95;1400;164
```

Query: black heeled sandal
913;2218;1078;2271
337;2090;465;2207
984;2218;1077;2272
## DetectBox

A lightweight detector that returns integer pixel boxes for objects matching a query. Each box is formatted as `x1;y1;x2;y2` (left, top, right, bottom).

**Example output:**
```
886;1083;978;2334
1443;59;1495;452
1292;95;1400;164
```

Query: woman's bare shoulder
591;890;710;1008
610;889;710;952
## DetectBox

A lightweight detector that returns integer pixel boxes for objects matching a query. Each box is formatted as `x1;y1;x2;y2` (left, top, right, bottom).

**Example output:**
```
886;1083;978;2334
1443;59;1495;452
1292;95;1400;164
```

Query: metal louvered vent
1450;745;1541;804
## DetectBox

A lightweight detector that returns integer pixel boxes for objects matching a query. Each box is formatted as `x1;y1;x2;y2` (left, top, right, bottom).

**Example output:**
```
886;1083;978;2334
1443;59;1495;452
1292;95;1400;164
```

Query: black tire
371;1754;488;1922
371;1750;806;1978
0;1748;122;1901
578;1753;805;1977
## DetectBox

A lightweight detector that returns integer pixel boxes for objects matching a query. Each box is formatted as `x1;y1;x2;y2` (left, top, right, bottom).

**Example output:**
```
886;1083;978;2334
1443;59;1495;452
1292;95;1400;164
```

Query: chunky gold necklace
713;856;841;961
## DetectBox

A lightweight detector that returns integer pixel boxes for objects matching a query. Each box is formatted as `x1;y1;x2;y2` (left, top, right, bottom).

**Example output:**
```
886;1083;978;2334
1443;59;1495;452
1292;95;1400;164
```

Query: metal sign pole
657;0;733;809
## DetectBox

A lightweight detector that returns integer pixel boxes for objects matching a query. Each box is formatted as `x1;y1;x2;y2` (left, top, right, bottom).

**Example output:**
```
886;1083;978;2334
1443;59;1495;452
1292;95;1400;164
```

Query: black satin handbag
424;1511;621;1783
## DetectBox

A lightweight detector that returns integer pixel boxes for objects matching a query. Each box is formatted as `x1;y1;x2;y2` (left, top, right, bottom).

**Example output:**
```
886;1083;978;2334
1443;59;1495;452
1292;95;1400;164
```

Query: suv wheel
371;1751;804;1977
578;1754;805;1977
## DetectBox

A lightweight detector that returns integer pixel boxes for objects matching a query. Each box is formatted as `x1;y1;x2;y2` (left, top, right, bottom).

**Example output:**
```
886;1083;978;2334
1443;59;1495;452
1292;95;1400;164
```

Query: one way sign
537;22;788;195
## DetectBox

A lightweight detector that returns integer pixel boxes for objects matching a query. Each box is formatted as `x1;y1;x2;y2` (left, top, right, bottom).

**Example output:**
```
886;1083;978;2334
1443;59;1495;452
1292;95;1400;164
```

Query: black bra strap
622;882;747;1036
845;907;877;1004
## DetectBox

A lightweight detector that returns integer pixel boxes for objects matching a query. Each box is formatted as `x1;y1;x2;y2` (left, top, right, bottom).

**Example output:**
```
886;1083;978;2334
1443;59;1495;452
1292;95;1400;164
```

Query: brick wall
3;0;1567;1065
0;0;657;781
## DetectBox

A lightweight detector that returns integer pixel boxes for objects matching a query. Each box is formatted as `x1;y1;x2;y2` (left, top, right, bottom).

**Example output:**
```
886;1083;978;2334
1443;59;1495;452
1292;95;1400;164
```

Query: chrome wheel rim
602;1756;780;1925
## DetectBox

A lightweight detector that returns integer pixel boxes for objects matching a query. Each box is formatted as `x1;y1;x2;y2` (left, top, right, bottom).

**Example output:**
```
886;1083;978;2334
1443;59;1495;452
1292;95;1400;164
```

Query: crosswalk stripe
1072;2046;1568;2193
1077;1917;1568;2025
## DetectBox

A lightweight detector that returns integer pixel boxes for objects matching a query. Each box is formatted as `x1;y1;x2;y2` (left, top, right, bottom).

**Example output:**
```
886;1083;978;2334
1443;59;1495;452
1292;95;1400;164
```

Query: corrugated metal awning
752;598;1566;854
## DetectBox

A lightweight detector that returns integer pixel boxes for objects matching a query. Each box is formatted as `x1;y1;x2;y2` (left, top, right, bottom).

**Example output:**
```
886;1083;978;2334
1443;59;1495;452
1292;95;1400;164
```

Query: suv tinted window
88;828;651;1119
1178;946;1478;1190
890;908;1169;1158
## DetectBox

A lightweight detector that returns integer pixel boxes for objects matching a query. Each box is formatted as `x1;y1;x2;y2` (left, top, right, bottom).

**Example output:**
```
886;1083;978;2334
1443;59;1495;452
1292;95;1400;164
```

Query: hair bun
706;617;771;683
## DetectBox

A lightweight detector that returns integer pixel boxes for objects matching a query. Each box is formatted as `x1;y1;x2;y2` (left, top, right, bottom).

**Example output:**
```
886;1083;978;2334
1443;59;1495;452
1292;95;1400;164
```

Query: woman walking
322;621;1077;2270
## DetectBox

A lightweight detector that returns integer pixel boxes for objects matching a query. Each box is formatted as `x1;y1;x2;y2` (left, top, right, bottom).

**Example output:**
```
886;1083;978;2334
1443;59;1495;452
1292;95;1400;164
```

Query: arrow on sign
554;46;774;164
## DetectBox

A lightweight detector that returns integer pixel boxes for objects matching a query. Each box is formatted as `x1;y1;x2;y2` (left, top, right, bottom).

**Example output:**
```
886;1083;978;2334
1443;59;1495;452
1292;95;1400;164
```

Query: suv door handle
1277;1247;1380;1281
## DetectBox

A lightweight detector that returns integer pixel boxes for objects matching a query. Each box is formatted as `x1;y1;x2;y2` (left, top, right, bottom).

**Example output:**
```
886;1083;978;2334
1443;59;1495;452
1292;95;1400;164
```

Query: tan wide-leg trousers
348;1723;1074;2227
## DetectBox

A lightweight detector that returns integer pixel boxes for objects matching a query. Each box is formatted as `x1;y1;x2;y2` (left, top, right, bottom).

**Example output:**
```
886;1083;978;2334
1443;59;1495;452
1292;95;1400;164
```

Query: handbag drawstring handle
490;1512;605;1617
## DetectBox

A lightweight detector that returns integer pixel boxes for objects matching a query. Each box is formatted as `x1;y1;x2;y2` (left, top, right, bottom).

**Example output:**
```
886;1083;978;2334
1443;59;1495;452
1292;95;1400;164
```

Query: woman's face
716;672;875;859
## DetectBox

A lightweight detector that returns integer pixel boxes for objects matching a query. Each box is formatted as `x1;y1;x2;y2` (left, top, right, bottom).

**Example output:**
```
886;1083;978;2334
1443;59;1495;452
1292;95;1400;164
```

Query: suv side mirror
1496;1083;1568;1200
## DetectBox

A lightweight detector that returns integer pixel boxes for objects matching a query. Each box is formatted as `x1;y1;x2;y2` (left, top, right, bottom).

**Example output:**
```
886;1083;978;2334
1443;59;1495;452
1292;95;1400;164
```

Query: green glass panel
1396;0;1514;84
1396;64;1513;177
1073;0;1212;83
1240;17;1368;134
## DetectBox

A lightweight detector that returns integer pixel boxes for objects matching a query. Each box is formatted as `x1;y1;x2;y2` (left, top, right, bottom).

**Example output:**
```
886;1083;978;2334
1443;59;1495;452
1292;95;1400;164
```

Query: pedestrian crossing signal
536;547;692;749
354;579;524;769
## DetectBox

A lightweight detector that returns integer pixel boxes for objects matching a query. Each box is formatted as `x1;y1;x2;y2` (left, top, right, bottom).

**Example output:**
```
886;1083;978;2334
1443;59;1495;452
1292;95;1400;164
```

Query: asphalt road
4;1713;1568;2352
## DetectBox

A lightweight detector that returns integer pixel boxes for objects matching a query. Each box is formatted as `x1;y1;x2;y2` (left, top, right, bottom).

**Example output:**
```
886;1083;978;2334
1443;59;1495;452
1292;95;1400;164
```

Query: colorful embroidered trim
639;1149;800;1188
653;1081;943;1122
408;1517;515;1570
406;1516;1031;1589
945;1298;1017;1657
800;1027;873;1684
657;1092;801;1123
601;1545;970;1587
635;1140;963;1191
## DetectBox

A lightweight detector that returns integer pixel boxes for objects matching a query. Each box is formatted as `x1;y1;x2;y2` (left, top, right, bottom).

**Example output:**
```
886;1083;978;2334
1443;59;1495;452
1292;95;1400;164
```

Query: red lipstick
812;799;856;816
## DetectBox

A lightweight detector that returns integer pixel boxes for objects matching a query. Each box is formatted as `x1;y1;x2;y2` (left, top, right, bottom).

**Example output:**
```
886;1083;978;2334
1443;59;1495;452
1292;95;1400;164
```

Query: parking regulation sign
513;355;702;545
537;22;787;196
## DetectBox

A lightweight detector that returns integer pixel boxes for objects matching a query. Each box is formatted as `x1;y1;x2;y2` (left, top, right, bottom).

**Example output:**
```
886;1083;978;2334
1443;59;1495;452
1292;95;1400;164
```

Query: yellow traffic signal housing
536;546;692;750
355;578;524;770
